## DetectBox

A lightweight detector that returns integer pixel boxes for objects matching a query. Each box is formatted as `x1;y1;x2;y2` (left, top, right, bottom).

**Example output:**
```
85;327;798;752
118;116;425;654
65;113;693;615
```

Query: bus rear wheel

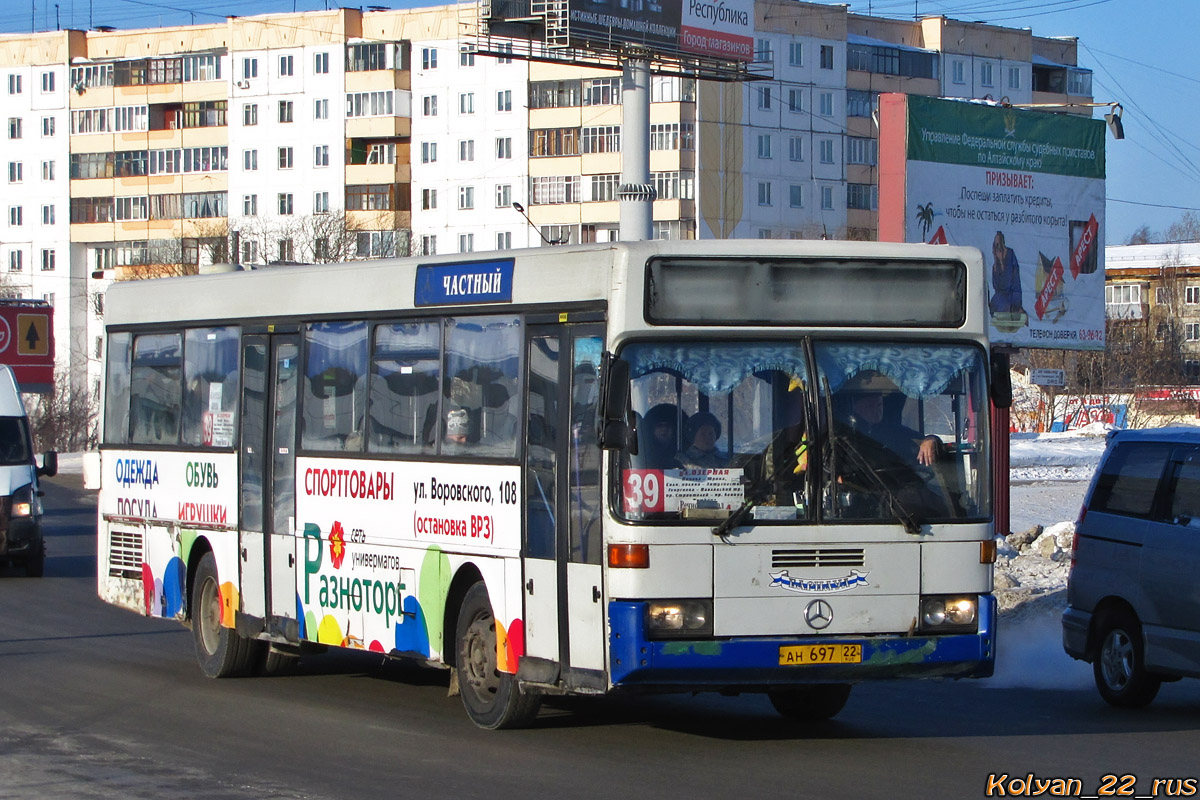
455;582;541;729
191;552;258;678
767;684;852;721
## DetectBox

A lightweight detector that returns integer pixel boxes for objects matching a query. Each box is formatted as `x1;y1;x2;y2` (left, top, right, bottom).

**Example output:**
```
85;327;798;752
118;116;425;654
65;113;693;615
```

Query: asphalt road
3;476;1200;800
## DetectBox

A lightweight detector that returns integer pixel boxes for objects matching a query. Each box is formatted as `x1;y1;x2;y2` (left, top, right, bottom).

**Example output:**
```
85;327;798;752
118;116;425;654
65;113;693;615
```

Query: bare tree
25;368;99;452
1125;225;1154;245
1166;211;1200;244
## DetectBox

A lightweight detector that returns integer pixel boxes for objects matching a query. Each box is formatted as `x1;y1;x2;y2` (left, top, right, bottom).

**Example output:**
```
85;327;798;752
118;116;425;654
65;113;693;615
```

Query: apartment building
0;32;74;385
0;1;1091;403
1105;243;1200;382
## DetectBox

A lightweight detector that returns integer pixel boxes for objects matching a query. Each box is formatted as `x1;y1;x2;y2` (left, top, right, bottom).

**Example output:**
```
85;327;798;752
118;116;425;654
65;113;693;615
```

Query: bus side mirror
597;352;638;453
38;451;58;478
990;351;1012;409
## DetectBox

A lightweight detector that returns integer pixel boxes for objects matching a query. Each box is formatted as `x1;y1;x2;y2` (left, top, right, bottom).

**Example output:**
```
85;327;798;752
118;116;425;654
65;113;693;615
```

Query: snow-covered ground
994;423;1110;689
53;430;1113;688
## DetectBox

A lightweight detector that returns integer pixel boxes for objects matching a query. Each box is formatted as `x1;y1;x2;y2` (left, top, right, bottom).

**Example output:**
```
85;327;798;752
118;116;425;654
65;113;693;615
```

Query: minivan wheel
1094;611;1160;708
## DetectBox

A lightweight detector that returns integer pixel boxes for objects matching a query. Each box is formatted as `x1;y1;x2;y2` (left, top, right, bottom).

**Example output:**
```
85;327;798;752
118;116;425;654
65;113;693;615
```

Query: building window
314;191;330;213
422;95;437;116
421;189;437;210
41;205;55;225
757;182;772;206
757;134;772;159
419;235;437;256
583;77;619;105
459;92;475;114
497;42;513;64
459;140;475;162
7;74;22;94
278;100;293;123
458;186;475;210
819;138;834;164
41;160;54;181
421;142;437;163
313;145;329;167
460;45;475;67
846;136;878;165
581;125;621;154
279;55;294;77
8;250;22;271
847;90;876;118
1008;66;1020;90
243;194;257;215
7;118;21;139
347;43;390;72
754;38;771;63
8;206;22;226
242;240;258;263
243;58;258;79
952;61;964;84
847;183;877;210
1187;323;1200;342
278;238;294;261
496;137;512;159
821;186;834;210
8;162;22;183
788;136;804;162
244;149;258;171
757;86;772;110
980;62;994;88
820;45;834;69
40;71;56;93
497;90;512;112
1187;286;1200;305
496;231;512;250
819;92;833;117
278;193;294;215
459;233;474;253
314;52;330;74
314;98;328;120
788;42;803;66
421;48;437;70
41;116;55;137
243;103;257;126
1105;284;1141;306
278;147;293;169
789;185;803;208
495;183;512;208
41;249;55;271
787;89;802;113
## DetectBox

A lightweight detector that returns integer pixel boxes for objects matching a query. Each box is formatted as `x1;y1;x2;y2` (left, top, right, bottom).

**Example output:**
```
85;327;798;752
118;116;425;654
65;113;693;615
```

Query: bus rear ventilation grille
108;529;145;580
771;548;864;568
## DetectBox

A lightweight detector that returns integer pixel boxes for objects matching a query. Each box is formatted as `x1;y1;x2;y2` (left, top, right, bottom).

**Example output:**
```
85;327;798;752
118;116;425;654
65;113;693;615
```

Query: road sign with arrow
0;301;54;393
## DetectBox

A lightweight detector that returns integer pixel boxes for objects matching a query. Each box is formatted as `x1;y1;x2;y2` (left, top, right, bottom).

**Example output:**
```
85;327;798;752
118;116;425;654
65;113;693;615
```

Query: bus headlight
919;595;977;633
645;599;713;639
11;484;41;518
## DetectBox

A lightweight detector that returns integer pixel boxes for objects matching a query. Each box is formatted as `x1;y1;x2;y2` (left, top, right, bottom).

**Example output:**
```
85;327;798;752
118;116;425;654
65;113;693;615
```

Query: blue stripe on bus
608;595;996;688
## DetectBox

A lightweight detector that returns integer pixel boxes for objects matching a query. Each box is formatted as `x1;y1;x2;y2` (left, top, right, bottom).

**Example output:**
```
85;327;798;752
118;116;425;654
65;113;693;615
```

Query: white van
0;365;57;577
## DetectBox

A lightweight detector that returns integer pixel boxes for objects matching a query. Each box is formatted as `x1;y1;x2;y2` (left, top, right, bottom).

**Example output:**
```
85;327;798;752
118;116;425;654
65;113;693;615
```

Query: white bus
96;240;1006;728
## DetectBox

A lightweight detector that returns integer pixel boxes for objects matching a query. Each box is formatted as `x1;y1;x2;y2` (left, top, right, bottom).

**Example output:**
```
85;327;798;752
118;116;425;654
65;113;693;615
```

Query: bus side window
104;332;133;444
368;321;441;455
129;332;182;445
302;321;368;453
181;326;240;448
441;315;521;458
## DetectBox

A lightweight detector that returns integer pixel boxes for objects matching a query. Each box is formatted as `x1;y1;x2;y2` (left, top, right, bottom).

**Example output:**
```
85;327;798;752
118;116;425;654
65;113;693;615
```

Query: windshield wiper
835;432;923;535
711;419;809;543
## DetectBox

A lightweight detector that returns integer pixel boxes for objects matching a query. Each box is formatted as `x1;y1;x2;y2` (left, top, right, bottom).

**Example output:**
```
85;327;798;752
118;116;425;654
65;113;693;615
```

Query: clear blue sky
2;0;1195;243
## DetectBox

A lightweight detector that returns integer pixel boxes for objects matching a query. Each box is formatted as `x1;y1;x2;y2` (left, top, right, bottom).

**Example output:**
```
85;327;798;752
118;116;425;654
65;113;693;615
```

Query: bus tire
455;582;541;729
191;552;256;678
1093;610;1160;708
767;684;852;721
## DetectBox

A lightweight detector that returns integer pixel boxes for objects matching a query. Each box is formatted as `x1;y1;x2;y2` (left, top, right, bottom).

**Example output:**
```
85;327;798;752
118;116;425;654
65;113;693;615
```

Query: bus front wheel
191;552;258;678
767;684;852;721
455;582;541;729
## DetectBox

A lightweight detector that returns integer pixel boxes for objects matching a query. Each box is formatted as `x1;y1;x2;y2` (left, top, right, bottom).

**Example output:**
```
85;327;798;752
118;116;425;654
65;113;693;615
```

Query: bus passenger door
523;324;606;688
240;333;301;641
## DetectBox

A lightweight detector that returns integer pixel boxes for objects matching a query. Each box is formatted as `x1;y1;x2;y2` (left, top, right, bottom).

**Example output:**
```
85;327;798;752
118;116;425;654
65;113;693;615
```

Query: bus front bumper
608;594;995;690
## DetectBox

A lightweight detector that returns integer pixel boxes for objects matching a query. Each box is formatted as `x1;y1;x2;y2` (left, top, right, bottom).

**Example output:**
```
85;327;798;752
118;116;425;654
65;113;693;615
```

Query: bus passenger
638;403;682;469
675;411;726;469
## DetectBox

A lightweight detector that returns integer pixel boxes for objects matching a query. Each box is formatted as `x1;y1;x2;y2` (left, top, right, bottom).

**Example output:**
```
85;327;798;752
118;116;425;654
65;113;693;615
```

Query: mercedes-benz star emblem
804;599;833;630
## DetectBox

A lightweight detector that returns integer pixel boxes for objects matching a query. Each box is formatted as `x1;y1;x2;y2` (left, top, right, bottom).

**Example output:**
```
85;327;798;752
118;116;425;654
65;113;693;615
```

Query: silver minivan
1063;426;1200;706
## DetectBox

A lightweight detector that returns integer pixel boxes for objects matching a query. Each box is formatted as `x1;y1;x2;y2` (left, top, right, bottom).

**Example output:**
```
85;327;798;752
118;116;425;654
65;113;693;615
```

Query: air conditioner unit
236;79;250;90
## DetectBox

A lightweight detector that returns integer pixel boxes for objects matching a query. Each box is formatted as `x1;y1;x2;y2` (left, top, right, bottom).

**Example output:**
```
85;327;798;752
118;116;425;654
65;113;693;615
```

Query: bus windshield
617;339;990;525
